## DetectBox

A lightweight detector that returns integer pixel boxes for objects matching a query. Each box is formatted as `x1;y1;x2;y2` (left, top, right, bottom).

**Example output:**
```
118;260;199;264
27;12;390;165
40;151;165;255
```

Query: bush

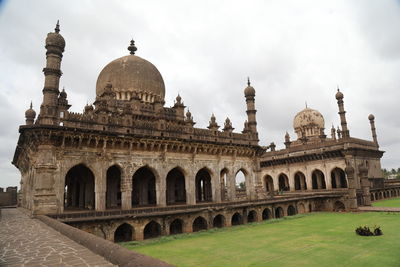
355;225;383;236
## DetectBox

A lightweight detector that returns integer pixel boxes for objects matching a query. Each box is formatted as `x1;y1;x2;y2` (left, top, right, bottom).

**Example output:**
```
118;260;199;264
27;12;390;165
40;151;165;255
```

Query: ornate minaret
25;102;36;125
368;114;378;146
244;78;258;134
38;21;66;125
335;88;350;138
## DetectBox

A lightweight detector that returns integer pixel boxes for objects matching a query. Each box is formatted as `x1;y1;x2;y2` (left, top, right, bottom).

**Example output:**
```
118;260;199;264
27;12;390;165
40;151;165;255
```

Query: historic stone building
12;23;400;242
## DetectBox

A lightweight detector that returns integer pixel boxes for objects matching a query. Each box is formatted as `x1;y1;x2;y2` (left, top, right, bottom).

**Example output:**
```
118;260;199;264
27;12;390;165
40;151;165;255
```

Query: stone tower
244;78;258;134
38;21;65;125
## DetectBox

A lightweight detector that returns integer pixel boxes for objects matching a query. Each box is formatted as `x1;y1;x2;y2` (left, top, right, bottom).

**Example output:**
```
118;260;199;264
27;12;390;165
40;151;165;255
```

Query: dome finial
55;20;60;33
128;39;137;55
305;101;308;108
247;77;251;86
30;101;33;109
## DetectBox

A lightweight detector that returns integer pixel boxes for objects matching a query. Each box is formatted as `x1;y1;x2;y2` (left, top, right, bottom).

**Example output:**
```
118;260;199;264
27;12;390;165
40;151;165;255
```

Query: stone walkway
0;208;115;267
358;206;400;212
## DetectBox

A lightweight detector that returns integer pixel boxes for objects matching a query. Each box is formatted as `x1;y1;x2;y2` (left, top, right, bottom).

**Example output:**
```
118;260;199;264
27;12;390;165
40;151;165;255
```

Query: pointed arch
169;219;183;235
247;210;257;223
143;221;161;239
193;216;208;232
132;166;157;206
220;168;229;201
195;168;212;203
106;165;121;209
264;175;274;193
166;167;186;205
331;168;347;189
64;164;95;210
278;173;290;191
262;208;272;220
312;169;326;190
294;171;307;191
231;212;243;226
213;214;226;228
114;223;134;242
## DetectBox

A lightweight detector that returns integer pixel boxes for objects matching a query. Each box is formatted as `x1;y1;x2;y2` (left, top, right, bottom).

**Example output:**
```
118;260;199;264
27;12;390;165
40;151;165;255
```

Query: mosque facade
12;23;400;242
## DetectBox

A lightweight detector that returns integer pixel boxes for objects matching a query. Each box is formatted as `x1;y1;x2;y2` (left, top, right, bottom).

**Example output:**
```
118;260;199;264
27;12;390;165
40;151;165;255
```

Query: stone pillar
95;165;106;211
185;171;196;205
359;164;371;206
226;172;236;201
213;170;222;203
121;169;132;210
156;169;166;207
345;164;357;210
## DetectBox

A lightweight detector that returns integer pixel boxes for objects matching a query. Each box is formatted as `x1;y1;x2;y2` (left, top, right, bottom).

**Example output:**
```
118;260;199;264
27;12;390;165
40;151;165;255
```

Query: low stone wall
37;215;174;267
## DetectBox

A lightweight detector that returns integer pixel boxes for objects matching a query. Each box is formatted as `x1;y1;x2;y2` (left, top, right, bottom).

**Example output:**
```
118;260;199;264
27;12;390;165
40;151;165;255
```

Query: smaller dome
293;107;325;139
25;102;36;119
244;78;255;97
84;103;94;113
368;114;375;121
335;89;343;100
60;88;67;98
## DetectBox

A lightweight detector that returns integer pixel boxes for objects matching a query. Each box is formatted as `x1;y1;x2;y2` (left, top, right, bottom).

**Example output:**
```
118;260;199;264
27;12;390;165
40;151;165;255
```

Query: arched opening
220;169;229;201
213;214;225;228
331;168;347;189
231;212;243;226
312;170;326;190
298;203;306;213
143;221;161;239
166;168;186;205
333;201;345;212
114;223;133;243
294;172;307;191
132;167;156;206
169;219;183;235
287;205;296;216
278;174;290;191
275;207;284;218
195;168;212;203
106;165;121;209
262;208;272;220
193;216;208;232
235;169;247;199
370;193;375;201
64;164;95;210
264;175;274;193
247;210;257;223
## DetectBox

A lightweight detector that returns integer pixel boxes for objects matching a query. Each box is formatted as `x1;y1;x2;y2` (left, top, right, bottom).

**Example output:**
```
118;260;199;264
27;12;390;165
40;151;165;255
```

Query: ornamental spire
128;39;137;55
247;77;251;86
55;20;60;33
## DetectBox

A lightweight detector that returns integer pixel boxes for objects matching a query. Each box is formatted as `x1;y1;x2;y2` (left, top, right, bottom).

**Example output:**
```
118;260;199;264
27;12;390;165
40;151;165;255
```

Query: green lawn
372;197;400;207
122;212;400;267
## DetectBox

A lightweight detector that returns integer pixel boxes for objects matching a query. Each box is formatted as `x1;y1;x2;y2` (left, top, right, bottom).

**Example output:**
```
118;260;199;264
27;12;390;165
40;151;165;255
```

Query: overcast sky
0;0;399;188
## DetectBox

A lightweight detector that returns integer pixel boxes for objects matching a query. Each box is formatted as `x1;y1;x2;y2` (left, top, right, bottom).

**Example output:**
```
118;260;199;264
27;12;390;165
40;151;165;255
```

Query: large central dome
96;53;165;102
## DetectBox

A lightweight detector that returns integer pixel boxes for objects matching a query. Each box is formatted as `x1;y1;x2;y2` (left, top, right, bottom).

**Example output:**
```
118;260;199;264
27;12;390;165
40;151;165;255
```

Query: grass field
122;212;400;267
372;197;400;207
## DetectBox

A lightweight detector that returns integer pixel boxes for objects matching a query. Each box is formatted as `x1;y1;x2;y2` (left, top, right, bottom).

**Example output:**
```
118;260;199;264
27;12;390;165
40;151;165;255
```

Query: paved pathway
358;206;400;212
0;208;115;267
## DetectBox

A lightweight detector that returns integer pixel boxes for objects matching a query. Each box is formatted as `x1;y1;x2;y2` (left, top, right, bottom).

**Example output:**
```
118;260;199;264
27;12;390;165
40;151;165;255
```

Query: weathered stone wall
0;187;17;207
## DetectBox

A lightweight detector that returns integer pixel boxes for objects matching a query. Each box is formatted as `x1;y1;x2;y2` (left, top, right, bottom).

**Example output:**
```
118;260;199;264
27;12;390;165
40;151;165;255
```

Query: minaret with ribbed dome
25;102;36;125
244;77;258;135
38;20;65;125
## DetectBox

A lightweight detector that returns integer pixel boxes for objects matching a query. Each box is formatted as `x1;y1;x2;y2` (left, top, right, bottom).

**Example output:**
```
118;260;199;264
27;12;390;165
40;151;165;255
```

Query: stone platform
0;208;115;267
358;206;400;212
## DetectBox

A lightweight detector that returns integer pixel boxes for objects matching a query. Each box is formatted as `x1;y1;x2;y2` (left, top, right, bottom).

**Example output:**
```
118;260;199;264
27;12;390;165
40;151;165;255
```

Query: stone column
212;169;222;203
359;164;371;206
156;169;166;207
95;164;106;211
226;172;236;201
185;171;196;205
121;168;132;210
345;164;357;210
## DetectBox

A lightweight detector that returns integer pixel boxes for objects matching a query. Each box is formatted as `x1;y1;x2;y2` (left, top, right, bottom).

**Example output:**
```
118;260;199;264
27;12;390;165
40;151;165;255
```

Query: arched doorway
298;203;306;213
195;168;212;203
278;174;290;191
235;169;247;199
143;221;161;239
262;208;272;220
331;168;347;188
64;164;95;210
114;223;133;242
275;207;284;218
312;170;326;190
264;175;274;194
169;219;183;235
294;172;307;191
193;216;208;232
247;210;257;223
231;212;243;226
106;165;121;209
132;167;156;206
287;205;296;216
220;169;229;201
166;168;186;205
333;201;345;212
213;214;225;228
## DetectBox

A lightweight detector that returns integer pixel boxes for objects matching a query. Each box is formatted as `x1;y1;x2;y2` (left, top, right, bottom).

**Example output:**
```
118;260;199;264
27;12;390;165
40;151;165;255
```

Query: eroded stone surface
0;208;115;267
